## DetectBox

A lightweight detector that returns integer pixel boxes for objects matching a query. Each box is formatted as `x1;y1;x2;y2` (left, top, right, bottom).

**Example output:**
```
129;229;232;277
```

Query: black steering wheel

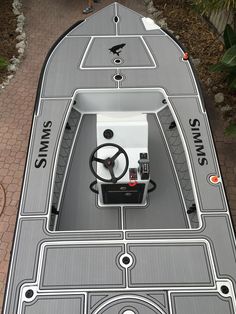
89;143;129;183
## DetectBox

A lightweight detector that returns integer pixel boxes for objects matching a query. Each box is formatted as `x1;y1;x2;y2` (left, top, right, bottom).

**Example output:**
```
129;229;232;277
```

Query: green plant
0;56;9;70
192;0;236;13
224;122;236;135
210;24;236;91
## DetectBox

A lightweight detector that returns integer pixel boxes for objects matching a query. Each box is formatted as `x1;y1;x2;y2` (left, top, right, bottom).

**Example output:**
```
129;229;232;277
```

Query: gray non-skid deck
58;114;188;231
3;3;236;314
124;114;189;229
58;115;121;231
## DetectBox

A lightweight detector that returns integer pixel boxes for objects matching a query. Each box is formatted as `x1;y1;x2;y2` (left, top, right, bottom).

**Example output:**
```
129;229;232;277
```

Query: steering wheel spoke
93;156;105;164
111;149;122;161
107;164;117;183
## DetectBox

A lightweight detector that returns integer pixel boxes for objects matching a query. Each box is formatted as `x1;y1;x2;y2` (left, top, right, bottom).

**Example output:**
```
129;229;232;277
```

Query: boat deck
3;3;236;314
57;114;189;231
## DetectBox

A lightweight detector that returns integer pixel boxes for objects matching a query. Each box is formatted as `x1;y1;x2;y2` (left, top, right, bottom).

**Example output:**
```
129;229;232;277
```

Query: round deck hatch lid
95;297;163;314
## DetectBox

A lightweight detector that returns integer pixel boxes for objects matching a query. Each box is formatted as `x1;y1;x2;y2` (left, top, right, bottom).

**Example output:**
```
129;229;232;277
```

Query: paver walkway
0;0;235;311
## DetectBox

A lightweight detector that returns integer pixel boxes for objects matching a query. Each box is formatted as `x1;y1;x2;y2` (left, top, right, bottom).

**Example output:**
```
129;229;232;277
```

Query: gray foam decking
23;296;84;314
57;115;121;231
171;293;234;314
41;244;125;289
124;114;188;229
58;114;188;231
83;37;155;68
3;3;236;314
127;243;213;287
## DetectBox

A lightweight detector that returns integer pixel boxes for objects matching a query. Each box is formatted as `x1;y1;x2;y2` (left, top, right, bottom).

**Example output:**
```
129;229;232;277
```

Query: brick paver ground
0;0;235;311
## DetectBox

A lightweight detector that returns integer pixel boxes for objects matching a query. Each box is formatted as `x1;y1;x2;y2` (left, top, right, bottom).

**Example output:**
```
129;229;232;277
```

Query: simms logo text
34;121;52;168
189;119;208;166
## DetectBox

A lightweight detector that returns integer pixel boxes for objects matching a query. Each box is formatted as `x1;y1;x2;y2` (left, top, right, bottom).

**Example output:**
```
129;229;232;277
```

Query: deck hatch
128;243;214;287
40;244;125;289
171;293;234;314
22;295;84;314
81;37;155;69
